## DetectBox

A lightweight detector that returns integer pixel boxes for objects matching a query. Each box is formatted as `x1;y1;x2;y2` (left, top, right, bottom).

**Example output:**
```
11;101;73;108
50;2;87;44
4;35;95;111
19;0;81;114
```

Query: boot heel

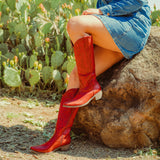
59;144;70;151
95;90;102;100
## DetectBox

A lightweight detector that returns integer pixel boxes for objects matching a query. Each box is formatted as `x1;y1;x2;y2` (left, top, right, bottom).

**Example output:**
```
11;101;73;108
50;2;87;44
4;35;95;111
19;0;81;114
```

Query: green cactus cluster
151;10;160;26
25;69;40;87
0;0;96;93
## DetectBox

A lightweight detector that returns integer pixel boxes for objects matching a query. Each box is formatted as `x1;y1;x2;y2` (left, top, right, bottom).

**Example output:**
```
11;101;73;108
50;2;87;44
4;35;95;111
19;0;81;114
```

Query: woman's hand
82;8;103;15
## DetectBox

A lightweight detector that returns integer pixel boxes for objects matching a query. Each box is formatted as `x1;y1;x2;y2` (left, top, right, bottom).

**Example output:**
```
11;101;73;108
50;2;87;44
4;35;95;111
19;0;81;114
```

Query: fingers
82;10;87;15
82;10;95;15
82;9;91;15
82;9;103;15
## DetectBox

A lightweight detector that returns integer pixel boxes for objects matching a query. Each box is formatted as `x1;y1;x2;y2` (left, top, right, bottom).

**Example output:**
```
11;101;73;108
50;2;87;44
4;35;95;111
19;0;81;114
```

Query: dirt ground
0;90;160;160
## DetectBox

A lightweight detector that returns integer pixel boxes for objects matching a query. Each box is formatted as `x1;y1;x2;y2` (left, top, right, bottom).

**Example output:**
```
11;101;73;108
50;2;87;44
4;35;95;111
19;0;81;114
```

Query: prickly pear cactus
0;43;8;55
42;66;53;85
0;0;95;91
12;44;27;55
52;69;64;92
25;69;40;86
66;38;73;53
30;55;37;68
45;0;59;9
17;1;29;24
14;23;28;39
67;57;76;74
41;23;52;34
25;69;30;81
34;32;43;48
52;69;62;81
1;14;9;25
7;21;16;35
5;0;16;11
16;0;28;12
29;22;38;36
62;72;67;80
151;10;160;24
62;60;68;71
3;67;22;87
0;28;4;43
51;51;64;69
35;0;44;6
55;80;63;93
29;70;40;86
2;52;14;62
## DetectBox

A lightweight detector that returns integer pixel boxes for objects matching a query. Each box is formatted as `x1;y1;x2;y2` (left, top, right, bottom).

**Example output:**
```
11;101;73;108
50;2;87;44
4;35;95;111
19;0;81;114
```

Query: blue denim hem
94;14;139;59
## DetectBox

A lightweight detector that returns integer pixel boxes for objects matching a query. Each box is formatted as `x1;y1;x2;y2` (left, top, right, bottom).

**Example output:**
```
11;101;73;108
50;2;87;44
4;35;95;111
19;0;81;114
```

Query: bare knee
67;17;81;34
67;17;76;35
67;16;88;43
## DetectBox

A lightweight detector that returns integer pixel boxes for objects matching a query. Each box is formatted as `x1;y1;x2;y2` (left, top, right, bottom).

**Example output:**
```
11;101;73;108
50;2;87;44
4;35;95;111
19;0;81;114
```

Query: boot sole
30;144;70;153
54;144;70;151
63;90;102;108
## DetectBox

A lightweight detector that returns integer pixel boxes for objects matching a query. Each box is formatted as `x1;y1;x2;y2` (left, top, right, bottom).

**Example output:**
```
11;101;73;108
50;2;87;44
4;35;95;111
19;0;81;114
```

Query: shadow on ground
0;122;135;159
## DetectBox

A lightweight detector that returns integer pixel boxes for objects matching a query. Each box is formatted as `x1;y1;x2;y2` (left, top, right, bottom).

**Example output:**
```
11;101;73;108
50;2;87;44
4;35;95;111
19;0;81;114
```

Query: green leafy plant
3;66;22;87
150;4;160;27
51;51;64;69
42;66;52;85
0;0;95;94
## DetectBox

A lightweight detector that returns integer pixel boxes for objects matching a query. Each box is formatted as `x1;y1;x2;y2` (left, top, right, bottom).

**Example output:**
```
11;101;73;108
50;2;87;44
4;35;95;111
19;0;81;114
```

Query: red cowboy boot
30;88;79;153
63;36;102;108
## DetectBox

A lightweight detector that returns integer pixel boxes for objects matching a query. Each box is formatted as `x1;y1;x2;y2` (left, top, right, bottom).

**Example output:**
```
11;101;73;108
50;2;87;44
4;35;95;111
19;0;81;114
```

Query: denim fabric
94;0;151;59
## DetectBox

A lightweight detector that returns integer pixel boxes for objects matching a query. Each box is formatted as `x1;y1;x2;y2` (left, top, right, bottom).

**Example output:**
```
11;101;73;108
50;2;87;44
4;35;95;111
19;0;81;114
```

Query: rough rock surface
72;26;160;148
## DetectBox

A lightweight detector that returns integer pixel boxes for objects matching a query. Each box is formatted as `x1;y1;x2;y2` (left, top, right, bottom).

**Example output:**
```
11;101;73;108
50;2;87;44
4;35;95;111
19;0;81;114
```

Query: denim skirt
94;13;151;59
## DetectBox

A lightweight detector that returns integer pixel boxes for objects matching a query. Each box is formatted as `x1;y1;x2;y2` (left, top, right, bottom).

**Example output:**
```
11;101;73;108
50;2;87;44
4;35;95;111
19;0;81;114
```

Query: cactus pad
0;43;8;55
52;69;62;81
3;67;21;87
25;69;40;86
62;60;68;71
51;51;64;68
42;66;53;85
67;59;76;74
30;55;37;68
15;23;28;39
0;28;4;43
6;0;16;11
12;44;27;55
42;23;52;34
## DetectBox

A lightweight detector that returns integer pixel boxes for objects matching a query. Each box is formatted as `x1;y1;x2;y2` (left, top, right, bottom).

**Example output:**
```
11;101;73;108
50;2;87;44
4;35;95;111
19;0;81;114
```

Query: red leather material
30;89;79;153
63;36;102;107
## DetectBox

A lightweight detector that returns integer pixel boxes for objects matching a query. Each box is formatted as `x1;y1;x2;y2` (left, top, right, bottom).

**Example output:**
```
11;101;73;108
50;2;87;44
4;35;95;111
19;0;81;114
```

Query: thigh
67;15;121;53
94;45;124;76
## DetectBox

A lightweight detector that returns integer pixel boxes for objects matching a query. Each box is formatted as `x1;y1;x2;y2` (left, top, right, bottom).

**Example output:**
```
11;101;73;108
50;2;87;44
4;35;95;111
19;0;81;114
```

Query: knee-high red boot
30;88;79;153
63;36;102;108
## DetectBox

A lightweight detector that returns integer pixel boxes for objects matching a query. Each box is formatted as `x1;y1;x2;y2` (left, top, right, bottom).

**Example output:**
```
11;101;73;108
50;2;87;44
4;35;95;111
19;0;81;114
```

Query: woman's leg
67;15;121;52
66;15;124;91
67;46;124;90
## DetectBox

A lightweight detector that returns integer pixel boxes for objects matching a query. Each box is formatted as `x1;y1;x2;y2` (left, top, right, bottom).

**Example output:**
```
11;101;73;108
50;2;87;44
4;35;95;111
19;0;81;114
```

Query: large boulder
72;26;160;148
